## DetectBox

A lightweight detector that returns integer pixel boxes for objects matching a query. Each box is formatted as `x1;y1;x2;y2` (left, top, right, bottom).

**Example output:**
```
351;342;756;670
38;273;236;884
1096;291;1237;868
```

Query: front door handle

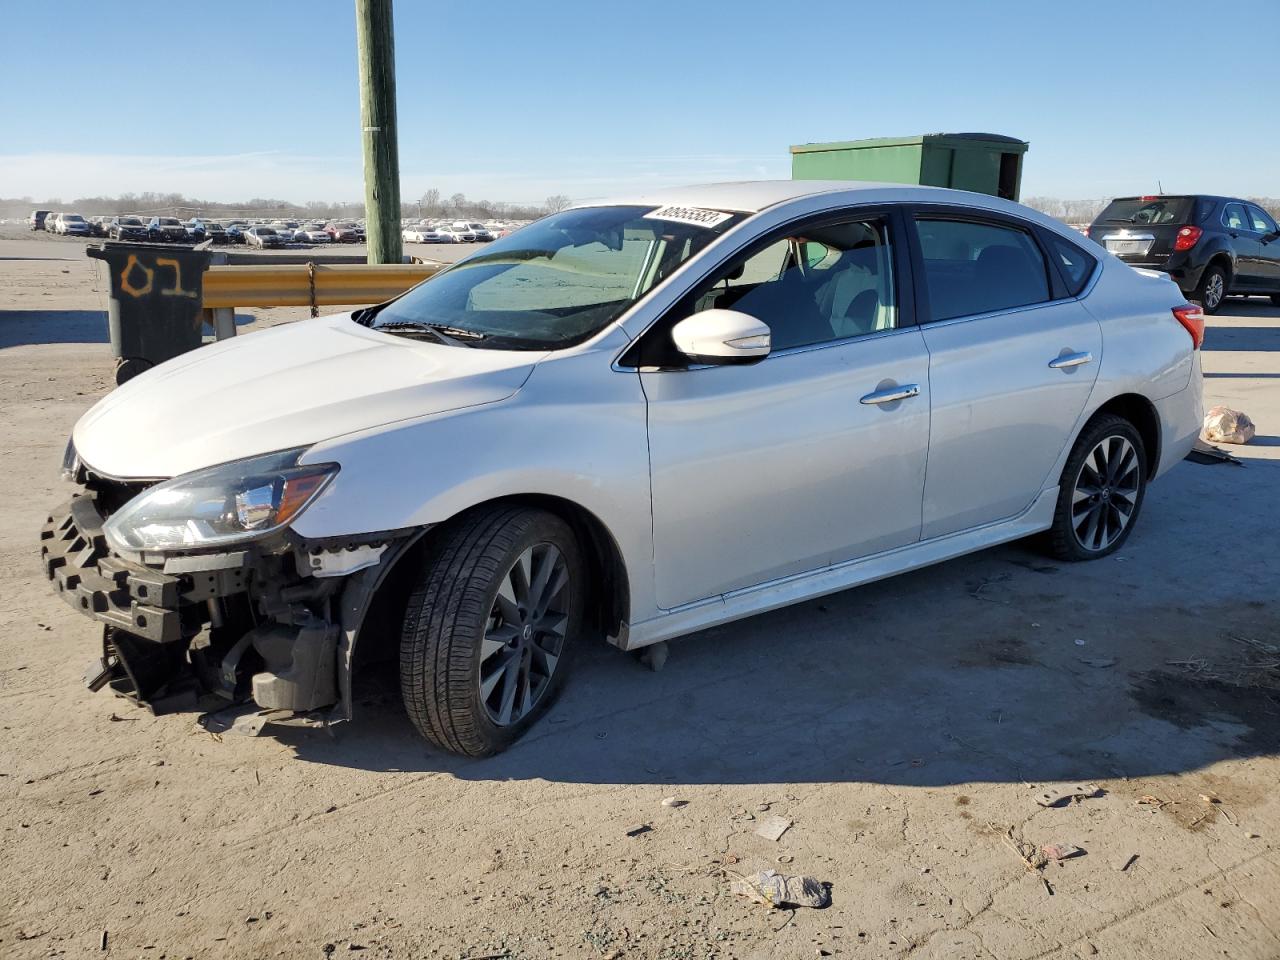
860;383;920;405
1048;351;1093;370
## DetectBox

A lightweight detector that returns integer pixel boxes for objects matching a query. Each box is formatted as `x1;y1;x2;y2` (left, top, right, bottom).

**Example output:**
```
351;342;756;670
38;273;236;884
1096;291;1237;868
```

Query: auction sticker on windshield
643;205;733;229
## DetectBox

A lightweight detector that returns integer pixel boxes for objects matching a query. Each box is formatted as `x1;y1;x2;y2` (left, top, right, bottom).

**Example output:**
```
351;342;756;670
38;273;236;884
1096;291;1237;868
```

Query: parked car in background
54;213;92;236
244;225;283;248
326;222;359;242
147;217;188;242
1086;195;1280;313
466;222;495;242
45;213;61;233
223;221;249;244
30;210;51;231
449;222;478;242
203;221;228;244
436;225;471;243
44;181;1204;757
271;221;300;242
108;216;147;241
88;216;111;237
294;223;331;244
184;219;208;242
402;225;436;243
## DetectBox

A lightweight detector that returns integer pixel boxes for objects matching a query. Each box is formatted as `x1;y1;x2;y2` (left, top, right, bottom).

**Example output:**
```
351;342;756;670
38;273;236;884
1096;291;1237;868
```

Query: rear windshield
1095;197;1192;226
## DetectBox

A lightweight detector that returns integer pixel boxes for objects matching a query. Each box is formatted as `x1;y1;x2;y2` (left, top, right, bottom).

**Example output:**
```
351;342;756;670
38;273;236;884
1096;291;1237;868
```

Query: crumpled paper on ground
730;869;830;909
1202;405;1255;445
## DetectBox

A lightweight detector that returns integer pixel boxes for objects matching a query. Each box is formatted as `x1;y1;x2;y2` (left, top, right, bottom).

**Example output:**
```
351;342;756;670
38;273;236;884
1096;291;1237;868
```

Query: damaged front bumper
41;490;410;720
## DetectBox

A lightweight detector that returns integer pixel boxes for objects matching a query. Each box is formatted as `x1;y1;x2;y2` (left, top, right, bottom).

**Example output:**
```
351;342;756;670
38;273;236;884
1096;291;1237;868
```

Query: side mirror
670;308;771;365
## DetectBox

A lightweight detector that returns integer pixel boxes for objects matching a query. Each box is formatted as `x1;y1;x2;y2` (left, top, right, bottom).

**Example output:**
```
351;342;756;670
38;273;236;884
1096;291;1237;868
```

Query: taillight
1173;303;1204;349
1173;225;1202;251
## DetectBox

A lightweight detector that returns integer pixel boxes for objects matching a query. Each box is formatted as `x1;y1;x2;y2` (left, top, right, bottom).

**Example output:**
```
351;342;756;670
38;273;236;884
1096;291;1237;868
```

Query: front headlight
103;447;338;554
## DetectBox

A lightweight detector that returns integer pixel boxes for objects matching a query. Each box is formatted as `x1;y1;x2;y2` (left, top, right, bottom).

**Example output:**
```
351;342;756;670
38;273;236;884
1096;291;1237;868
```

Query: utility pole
355;0;402;264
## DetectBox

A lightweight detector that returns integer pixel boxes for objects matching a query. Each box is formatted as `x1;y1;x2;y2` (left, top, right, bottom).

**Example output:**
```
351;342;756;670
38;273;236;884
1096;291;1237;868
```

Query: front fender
293;331;659;622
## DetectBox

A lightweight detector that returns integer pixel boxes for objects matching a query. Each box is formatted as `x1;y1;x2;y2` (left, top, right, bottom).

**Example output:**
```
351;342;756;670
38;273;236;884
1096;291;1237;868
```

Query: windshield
368;204;744;349
66;215;85;222
160;218;180;226
120;217;142;225
1096;197;1192;225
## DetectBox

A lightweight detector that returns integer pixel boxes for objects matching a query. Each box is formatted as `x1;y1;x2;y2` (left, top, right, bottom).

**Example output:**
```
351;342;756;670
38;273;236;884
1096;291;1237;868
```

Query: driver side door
633;211;932;610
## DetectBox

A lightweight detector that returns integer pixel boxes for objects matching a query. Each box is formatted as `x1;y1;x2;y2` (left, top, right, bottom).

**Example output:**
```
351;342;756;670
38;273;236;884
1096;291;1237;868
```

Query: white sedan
293;224;331;243
45;181;1203;757
403;225;454;243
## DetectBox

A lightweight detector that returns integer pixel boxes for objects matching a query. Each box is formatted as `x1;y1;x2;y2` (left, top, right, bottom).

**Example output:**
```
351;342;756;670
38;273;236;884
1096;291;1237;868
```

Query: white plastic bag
1202;405;1255;445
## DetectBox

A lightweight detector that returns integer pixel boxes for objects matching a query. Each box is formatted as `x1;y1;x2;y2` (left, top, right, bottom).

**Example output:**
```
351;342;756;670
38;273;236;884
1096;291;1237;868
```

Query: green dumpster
791;133;1029;200
87;241;211;384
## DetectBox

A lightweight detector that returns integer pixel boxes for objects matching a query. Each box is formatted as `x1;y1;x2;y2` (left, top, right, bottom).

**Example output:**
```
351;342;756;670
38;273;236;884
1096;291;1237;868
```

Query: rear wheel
400;506;584;757
1047;414;1147;562
1194;263;1228;314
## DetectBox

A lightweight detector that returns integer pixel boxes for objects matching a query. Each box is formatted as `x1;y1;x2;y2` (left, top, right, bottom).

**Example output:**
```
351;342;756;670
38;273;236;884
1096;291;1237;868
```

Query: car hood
74;313;543;479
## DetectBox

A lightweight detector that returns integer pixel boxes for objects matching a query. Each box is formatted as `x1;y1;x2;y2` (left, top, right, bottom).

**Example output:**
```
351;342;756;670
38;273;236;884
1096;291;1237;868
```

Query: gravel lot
2;227;1279;960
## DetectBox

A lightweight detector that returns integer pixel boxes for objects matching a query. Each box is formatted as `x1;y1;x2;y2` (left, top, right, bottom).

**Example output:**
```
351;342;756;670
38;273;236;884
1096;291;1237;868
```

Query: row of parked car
29;210;368;247
401;221;501;243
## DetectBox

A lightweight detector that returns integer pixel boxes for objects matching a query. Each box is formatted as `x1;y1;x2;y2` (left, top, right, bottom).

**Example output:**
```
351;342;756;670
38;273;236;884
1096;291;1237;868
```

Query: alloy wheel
1071;435;1140;552
478;543;570;726
1204;272;1224;310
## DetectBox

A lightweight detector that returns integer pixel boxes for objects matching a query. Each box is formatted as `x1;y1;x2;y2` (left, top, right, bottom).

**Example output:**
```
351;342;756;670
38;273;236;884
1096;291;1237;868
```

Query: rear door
909;211;1102;538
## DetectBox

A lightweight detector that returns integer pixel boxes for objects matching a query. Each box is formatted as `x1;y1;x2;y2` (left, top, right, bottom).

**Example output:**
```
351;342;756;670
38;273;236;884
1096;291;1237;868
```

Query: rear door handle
1048;351;1093;369
860;383;920;405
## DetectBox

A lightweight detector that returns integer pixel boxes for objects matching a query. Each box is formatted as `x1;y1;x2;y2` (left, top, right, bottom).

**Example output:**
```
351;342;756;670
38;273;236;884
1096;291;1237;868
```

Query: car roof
587;179;1038;216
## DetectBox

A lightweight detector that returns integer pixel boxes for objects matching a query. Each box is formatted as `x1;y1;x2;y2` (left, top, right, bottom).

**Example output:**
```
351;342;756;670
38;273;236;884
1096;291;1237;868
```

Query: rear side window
1045;233;1097;297
915;219;1050;322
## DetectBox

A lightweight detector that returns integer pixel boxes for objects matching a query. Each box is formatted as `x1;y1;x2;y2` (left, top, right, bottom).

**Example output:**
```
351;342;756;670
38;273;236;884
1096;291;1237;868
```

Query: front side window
915;218;1050;322
1247;205;1278;234
369;205;744;349
627;216;898;367
1222;204;1248;230
713;220;897;350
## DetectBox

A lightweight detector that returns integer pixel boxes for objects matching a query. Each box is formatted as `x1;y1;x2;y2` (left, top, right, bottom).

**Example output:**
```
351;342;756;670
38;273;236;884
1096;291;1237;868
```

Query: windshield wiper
374;320;486;346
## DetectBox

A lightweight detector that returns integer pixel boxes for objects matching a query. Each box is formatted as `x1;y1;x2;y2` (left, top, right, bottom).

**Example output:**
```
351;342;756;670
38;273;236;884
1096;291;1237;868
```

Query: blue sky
2;0;1276;204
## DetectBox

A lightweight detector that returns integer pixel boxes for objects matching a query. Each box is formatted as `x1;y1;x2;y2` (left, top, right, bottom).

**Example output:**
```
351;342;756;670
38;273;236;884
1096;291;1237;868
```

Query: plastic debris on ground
1034;783;1102;807
754;815;793;841
1201;405;1256;445
730;869;830;909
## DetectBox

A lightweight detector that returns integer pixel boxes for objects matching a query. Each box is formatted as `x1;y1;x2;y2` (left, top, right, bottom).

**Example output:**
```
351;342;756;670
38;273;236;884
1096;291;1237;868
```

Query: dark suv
1086;195;1280;313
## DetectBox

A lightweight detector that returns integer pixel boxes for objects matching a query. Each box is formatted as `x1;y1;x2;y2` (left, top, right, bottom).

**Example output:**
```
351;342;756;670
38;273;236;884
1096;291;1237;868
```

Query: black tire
1270;294;1280;307
1194;263;1228;315
400;506;584;757
1046;414;1148;562
114;356;153;385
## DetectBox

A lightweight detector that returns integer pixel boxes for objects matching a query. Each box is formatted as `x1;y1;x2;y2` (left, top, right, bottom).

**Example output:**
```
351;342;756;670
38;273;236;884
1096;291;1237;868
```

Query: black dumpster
87;241;211;384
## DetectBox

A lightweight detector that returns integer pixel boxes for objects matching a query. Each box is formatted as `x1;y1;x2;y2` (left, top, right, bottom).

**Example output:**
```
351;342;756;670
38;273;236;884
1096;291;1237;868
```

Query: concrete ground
1;230;1278;960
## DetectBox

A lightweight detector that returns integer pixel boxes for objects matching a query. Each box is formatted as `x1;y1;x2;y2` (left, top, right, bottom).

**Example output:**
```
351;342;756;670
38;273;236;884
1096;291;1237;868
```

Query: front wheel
400;506;584;757
1046;414;1147;562
1194;264;1228;314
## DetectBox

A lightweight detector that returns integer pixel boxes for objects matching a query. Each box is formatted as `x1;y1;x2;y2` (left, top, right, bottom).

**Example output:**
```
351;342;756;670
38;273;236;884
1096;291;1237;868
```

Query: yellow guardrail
202;262;439;309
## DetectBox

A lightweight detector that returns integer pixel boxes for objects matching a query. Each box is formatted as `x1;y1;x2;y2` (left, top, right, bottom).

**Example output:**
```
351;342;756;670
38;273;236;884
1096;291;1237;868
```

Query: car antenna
1157;179;1164;195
